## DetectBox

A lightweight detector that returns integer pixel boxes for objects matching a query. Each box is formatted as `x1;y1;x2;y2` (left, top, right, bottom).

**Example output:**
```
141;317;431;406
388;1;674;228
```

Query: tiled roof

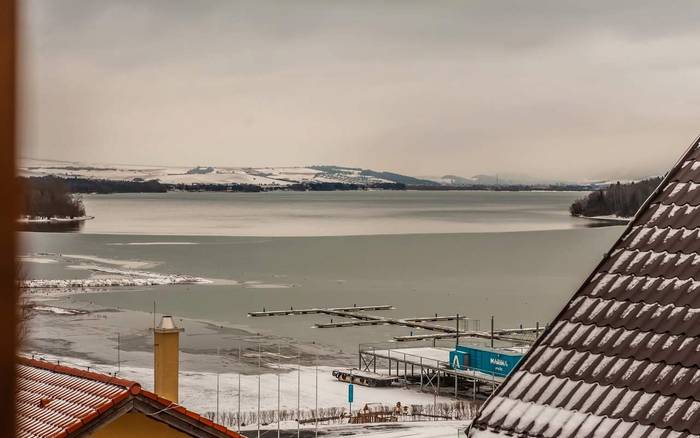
16;357;240;438
469;136;700;438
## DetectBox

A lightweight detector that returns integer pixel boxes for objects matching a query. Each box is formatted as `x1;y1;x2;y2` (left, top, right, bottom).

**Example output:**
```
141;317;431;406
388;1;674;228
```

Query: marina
250;304;541;400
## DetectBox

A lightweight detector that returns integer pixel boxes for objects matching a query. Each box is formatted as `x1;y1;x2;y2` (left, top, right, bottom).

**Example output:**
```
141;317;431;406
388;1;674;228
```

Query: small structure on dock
449;345;523;377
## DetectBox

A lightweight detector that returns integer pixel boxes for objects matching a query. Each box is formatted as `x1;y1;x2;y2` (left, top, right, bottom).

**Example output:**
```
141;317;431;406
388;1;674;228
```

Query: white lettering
489;358;508;367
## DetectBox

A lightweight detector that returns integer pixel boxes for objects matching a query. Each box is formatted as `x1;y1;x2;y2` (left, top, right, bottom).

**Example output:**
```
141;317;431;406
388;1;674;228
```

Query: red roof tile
16;357;241;438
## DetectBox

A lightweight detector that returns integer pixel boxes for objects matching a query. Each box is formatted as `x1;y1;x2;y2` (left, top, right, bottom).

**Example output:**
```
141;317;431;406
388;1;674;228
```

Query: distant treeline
23;175;610;195
60;177;168;193
570;177;663;218
22;176;407;194
21;176;86;218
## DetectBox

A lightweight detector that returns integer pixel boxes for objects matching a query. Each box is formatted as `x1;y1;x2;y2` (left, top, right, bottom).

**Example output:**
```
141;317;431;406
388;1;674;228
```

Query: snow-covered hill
20;159;414;187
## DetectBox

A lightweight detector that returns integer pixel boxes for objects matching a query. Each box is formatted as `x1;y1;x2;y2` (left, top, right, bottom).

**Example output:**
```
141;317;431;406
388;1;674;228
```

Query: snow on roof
469;136;700;437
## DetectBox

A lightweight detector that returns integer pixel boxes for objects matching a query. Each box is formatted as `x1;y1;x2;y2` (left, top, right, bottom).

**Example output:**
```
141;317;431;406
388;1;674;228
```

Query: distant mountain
433;173;597;186
439;174;501;185
358;170;440;186
20;158;611;192
308;165;440;186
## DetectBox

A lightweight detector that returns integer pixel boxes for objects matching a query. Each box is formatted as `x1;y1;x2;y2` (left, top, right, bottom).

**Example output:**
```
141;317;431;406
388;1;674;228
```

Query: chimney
154;315;182;403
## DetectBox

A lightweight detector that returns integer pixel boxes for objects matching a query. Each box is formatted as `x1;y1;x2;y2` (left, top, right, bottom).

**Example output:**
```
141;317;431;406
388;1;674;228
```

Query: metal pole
373;347;376;373
403;354;407;387
454;372;458;399
258;344;261;438
420;357;423;391
490;315;494;348
433;374;437;418
117;332;120;374
349;369;353;423
297;352;301;438
277;344;281;438
216;348;220;424
315;355;318;438
238;346;241;435
388;349;391;375
455;313;459;347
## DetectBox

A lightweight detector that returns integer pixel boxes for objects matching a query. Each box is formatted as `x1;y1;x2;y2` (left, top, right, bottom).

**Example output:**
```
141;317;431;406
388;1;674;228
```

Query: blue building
449;345;523;377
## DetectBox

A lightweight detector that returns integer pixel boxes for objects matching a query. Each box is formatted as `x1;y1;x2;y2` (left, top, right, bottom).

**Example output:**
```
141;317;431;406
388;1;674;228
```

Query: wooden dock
247;305;394;317
248;304;544;345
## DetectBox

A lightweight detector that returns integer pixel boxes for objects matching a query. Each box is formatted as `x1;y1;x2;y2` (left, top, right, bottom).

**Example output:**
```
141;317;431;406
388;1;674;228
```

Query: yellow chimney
154;315;182;403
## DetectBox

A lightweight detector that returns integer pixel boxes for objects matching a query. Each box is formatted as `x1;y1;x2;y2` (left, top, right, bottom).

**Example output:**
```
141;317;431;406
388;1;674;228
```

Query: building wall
91;412;191;438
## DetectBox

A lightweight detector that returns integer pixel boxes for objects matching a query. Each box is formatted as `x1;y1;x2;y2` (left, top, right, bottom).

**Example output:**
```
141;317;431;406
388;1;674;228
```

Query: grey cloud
19;0;700;180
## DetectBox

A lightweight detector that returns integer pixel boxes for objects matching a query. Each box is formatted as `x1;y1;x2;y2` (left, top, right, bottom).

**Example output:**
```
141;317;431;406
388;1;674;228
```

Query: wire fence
205;400;480;428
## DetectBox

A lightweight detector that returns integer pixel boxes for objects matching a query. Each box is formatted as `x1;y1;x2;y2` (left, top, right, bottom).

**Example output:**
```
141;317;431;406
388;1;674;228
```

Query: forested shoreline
21;176;86;219
570;177;663;218
22;175;601;195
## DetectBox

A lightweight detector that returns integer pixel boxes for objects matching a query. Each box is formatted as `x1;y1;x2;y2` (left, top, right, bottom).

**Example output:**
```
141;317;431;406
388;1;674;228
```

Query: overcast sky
19;1;700;181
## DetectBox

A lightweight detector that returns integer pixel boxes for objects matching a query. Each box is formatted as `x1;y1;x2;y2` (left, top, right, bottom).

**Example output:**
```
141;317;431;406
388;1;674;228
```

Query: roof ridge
17;356;141;394
136;389;239;437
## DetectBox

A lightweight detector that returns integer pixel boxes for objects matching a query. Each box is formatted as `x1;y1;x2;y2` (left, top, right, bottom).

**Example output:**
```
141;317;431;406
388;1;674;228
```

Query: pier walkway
358;344;505;400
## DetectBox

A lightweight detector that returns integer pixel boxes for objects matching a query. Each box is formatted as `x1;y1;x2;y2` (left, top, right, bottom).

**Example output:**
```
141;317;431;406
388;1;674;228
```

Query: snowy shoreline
20;275;210;289
19;252;212;291
18;215;95;223
574;214;630;224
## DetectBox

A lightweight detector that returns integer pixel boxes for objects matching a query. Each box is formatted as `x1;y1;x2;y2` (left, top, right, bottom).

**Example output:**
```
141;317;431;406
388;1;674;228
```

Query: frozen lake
21;191;624;354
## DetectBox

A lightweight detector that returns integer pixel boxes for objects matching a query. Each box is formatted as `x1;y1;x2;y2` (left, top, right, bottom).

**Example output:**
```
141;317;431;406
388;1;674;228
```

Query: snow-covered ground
574;214;630;224
249;421;470;437
28;353;460;419
20;159;396;187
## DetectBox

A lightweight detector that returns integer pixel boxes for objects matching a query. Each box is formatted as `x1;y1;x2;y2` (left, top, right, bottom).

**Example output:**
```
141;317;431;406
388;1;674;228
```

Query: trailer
332;368;398;387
